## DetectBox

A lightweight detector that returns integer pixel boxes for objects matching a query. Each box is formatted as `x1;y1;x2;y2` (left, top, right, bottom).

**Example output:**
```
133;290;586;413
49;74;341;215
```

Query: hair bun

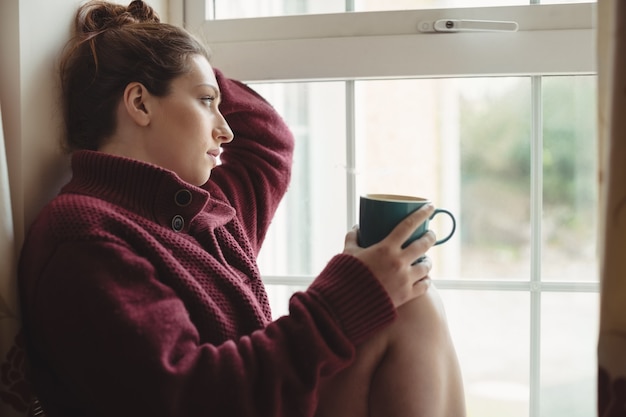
76;0;160;36
127;0;160;23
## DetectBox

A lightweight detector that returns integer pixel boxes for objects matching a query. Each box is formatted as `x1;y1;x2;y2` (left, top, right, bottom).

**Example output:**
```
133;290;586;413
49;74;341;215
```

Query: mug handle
430;209;456;245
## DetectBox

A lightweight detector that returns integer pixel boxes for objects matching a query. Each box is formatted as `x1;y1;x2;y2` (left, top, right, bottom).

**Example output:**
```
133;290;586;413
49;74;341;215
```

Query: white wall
0;3;174;416
0;0;172;245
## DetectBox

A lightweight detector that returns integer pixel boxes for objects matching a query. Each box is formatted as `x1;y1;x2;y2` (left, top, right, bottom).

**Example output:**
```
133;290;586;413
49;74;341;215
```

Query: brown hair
60;0;211;151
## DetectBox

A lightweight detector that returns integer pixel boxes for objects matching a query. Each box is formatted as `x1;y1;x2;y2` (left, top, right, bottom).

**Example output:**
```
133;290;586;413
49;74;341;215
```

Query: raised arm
207;70;294;254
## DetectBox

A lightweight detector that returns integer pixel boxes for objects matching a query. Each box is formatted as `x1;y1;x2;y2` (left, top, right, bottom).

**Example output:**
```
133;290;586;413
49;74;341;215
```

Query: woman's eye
201;96;216;104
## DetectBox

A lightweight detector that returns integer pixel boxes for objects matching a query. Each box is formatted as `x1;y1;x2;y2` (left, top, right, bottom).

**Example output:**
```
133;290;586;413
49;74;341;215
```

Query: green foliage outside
458;76;597;254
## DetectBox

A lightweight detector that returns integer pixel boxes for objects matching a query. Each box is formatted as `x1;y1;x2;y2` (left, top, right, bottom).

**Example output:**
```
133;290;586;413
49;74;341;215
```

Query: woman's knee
369;285;466;417
316;286;465;417
391;285;451;343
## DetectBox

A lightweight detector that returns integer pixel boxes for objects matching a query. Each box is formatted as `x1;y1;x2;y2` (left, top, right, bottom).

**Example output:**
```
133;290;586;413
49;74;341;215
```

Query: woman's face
146;55;233;186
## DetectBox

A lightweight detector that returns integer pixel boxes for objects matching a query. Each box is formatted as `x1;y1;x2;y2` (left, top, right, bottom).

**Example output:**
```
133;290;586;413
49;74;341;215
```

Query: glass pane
266;284;307;319
355;77;531;280
212;0;343;19
540;292;599;416
254;82;348;276
440;290;530;417
355;0;528;11
254;76;597;284
209;0;595;19
459;78;533;281
541;76;598;282
540;0;595;3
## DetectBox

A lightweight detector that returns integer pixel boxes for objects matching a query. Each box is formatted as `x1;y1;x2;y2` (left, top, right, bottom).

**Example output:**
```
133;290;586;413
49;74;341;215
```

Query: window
185;2;598;416
199;0;594;19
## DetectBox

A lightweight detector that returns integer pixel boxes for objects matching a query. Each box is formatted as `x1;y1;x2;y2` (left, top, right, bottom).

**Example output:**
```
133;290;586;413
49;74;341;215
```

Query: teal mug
358;194;456;249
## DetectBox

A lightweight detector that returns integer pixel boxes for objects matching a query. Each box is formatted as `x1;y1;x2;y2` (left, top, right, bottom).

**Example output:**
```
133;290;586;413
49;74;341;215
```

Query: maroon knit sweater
18;72;397;417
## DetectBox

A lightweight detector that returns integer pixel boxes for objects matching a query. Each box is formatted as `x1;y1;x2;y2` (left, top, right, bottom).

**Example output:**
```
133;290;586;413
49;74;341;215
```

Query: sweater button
174;189;193;207
171;215;185;232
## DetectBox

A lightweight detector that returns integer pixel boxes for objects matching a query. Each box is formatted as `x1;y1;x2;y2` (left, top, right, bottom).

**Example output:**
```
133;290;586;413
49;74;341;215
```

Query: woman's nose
215;114;234;143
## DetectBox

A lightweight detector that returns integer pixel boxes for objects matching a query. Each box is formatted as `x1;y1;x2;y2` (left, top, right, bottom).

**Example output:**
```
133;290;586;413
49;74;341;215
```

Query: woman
18;1;465;416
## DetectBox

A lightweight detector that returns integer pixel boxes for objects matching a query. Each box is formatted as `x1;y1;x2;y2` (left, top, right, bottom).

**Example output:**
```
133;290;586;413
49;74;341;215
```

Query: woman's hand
343;204;436;308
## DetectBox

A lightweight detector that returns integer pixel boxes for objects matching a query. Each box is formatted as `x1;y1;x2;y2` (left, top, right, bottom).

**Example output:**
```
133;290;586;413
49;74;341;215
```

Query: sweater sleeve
207;70;294;255
21;240;396;417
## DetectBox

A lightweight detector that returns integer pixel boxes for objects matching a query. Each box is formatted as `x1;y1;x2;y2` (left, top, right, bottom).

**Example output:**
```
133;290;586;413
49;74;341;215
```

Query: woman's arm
207;71;294;254
22;240;395;417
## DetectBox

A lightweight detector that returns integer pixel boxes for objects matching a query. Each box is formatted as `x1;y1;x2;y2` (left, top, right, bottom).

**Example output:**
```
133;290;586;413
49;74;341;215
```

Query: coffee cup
358;194;456;249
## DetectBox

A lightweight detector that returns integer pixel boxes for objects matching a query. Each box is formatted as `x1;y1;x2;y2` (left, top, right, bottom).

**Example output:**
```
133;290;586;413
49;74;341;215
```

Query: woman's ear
122;82;151;127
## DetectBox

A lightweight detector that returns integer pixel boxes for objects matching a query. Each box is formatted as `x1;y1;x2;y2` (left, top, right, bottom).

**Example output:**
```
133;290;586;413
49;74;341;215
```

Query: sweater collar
62;150;235;233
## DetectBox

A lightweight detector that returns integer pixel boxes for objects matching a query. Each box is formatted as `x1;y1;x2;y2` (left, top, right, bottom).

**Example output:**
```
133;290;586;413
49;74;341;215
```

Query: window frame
185;1;598;292
186;4;595;81
182;3;599;416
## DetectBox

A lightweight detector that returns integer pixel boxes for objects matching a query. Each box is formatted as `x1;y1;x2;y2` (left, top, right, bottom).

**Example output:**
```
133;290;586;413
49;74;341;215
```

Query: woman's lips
207;149;221;166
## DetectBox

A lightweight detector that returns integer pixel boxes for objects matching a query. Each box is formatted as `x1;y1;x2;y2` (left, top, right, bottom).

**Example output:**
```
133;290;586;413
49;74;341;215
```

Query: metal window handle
419;19;519;33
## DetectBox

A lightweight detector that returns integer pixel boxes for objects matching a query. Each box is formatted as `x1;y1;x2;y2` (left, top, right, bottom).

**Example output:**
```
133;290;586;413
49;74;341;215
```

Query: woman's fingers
411;255;432;282
410;276;432;299
341;206;438;308
396;255;433;306
402;230;436;266
383;203;435;249
344;226;359;249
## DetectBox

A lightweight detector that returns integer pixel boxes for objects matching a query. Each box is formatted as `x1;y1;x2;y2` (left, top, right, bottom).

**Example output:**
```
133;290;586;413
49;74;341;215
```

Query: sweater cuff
308;254;397;346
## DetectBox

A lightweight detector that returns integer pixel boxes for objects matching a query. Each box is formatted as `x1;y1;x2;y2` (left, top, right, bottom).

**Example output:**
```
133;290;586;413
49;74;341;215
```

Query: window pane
540;292;598;416
459;78;533;281
541;0;595;3
355;77;532;280
541;76;598;282
210;0;543;19
255;82;347;276
266;284;307;319
355;0;528;11
212;0;343;19
254;75;596;284
441;290;530;417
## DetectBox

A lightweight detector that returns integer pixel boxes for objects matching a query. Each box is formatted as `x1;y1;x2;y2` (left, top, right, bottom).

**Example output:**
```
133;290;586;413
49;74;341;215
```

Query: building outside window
185;1;598;416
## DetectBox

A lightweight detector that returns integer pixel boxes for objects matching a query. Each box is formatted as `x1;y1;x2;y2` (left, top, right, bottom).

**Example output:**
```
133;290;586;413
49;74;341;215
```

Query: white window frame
182;2;598;289
185;4;595;81
181;3;599;416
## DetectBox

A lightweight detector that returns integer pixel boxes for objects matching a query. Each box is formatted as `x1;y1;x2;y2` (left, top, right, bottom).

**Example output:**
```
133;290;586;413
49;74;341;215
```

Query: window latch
418;19;519;33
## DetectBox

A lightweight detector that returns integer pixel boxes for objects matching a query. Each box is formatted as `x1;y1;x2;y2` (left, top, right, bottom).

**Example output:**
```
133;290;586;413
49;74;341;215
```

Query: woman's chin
180;168;212;187
198;168;213;185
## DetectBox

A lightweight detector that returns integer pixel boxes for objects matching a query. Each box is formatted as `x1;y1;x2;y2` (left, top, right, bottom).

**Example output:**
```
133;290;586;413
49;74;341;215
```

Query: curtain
597;0;626;415
0;105;30;417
